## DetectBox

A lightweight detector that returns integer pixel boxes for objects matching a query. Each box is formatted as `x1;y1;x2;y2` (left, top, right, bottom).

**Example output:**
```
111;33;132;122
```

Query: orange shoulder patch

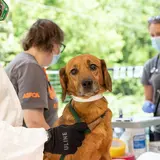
53;102;58;109
23;92;40;99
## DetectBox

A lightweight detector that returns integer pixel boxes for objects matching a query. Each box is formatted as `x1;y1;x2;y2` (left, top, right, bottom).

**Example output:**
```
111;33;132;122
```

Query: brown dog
44;54;112;160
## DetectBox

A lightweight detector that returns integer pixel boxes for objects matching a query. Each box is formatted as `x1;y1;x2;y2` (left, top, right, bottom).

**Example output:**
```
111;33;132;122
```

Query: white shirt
0;65;23;126
0;65;48;160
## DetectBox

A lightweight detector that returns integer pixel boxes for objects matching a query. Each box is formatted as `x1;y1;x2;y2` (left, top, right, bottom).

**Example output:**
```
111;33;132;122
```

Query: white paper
137;152;160;160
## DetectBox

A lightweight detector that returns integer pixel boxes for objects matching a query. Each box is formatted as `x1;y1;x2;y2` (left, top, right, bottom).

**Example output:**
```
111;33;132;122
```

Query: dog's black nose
82;79;93;89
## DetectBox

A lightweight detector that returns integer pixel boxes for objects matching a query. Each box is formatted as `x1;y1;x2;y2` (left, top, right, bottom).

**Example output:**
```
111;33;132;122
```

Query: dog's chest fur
51;97;112;160
59;97;108;125
45;97;112;160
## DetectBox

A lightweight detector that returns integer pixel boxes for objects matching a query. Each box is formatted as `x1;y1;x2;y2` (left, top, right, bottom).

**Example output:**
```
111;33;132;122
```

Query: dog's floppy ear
59;67;68;102
101;59;112;92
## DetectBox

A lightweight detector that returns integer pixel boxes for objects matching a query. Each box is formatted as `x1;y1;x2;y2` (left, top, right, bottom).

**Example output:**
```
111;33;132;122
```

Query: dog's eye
90;64;97;71
70;68;78;75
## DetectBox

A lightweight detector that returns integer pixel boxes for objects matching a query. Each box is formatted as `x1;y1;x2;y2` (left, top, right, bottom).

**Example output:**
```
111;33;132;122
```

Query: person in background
6;19;65;129
141;16;160;138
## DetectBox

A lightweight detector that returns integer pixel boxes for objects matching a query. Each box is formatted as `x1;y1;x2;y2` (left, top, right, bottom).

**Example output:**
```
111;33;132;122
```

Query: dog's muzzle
81;79;93;89
79;78;99;96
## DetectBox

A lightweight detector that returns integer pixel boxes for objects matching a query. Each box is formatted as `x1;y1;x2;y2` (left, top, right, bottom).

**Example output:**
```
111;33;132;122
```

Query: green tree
2;0;160;115
2;0;159;68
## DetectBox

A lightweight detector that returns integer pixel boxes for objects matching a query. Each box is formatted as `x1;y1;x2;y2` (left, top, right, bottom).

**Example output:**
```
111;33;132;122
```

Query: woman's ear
59;67;68;102
101;59;112;92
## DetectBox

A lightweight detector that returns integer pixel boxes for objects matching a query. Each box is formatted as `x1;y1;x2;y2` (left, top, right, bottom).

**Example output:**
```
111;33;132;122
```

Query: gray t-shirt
5;52;58;127
141;55;160;103
141;54;160;132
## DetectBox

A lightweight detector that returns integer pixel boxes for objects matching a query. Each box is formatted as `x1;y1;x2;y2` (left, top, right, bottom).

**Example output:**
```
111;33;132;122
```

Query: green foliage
112;78;143;96
2;0;159;66
106;93;145;118
1;0;160;116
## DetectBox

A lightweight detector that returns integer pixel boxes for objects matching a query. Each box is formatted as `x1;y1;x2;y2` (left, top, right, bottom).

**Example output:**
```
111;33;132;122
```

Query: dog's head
59;54;112;101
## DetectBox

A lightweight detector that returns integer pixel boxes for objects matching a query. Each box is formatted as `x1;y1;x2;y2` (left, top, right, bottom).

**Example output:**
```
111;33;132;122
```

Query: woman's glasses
60;43;66;53
148;16;160;24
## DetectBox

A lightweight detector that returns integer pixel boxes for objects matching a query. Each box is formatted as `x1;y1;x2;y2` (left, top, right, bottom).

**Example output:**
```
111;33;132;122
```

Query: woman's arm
144;85;153;101
24;109;50;129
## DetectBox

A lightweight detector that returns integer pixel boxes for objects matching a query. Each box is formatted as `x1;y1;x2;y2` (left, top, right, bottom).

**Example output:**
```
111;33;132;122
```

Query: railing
109;66;143;79
47;66;143;97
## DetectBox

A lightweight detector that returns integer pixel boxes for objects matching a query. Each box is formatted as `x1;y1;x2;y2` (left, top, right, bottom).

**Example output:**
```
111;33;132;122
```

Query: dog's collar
71;94;103;102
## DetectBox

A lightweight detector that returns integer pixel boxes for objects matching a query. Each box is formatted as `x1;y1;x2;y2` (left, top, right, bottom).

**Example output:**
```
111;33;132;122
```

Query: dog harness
60;99;107;160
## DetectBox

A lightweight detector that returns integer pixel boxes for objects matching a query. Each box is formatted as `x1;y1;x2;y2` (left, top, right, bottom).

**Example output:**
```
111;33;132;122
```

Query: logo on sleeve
23;92;40;99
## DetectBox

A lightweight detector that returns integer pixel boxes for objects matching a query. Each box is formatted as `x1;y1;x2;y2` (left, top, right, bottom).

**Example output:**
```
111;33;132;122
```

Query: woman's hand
44;122;88;155
142;100;155;113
